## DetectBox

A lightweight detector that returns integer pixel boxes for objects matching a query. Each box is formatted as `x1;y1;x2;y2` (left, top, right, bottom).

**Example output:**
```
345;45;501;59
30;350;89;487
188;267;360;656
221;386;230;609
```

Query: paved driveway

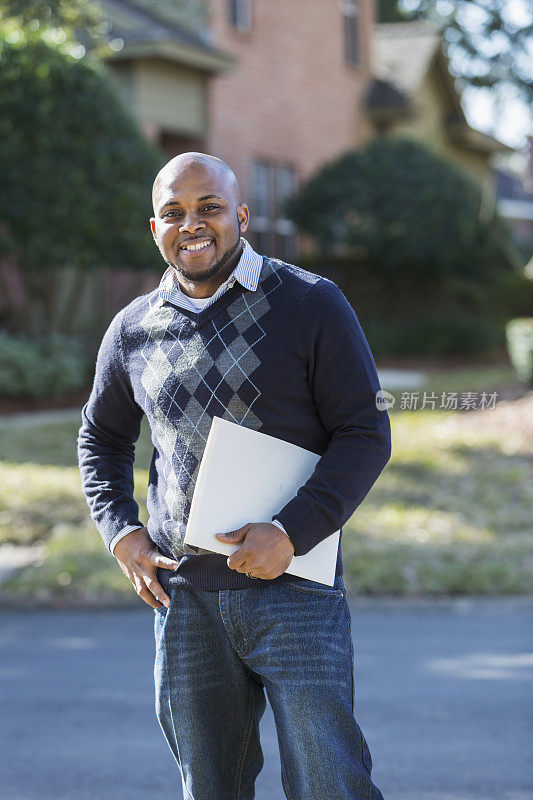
1;598;531;799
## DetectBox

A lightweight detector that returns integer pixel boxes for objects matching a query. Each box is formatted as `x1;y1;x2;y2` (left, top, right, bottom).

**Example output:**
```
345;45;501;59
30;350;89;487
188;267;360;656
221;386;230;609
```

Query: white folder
183;416;340;586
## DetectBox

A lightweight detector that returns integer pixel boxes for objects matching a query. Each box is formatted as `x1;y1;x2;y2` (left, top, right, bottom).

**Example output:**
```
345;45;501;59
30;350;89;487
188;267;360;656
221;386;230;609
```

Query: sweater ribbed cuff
272;506;334;557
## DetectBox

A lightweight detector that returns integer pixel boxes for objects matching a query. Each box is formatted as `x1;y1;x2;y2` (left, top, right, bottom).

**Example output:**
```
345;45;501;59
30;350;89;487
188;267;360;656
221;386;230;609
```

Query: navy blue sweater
77;256;391;591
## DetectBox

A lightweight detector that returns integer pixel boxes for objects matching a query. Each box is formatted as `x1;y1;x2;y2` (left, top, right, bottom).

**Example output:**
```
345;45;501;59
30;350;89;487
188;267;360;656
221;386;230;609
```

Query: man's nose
178;211;206;234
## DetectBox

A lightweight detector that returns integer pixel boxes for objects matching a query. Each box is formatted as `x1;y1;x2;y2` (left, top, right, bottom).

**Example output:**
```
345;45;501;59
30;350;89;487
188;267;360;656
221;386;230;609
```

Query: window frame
339;0;361;67
249;159;298;260
229;0;252;32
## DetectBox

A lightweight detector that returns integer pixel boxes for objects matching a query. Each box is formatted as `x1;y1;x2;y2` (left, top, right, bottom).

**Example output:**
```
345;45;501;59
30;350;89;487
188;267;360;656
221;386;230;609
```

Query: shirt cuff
109;524;144;556
270;518;290;537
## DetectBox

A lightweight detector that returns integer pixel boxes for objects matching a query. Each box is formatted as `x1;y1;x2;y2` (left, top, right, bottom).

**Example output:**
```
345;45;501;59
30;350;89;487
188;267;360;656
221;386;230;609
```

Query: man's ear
150;217;157;241
237;204;250;234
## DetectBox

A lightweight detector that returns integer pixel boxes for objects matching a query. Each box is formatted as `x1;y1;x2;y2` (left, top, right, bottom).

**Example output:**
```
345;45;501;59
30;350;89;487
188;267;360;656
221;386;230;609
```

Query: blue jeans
153;575;384;800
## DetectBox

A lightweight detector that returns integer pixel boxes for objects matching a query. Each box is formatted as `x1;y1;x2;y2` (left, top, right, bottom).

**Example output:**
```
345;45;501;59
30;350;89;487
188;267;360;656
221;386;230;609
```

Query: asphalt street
1;597;531;800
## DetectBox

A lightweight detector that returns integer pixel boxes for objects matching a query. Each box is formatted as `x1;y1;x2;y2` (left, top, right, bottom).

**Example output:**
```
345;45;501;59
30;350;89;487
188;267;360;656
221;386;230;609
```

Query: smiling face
150;154;250;297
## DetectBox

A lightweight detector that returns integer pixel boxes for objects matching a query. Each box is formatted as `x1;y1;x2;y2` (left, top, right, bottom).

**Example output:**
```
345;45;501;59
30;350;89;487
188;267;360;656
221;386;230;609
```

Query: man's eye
164;210;181;217
203;204;220;211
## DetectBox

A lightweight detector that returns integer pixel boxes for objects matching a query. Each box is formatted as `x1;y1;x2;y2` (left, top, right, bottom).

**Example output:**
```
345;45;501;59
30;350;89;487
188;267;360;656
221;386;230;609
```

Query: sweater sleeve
77;309;145;553
272;279;391;556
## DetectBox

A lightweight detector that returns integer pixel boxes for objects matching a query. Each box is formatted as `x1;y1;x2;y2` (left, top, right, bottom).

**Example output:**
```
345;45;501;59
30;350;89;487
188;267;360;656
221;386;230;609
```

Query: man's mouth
180;238;213;253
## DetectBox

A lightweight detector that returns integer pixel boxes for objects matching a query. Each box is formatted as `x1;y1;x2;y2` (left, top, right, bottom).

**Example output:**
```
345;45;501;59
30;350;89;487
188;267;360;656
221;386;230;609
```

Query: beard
166;221;243;284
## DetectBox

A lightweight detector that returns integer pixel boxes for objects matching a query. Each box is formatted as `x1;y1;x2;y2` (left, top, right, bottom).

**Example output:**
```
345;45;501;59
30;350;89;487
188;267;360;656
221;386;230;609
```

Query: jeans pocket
342;591;352;626
283;576;345;598
361;730;374;775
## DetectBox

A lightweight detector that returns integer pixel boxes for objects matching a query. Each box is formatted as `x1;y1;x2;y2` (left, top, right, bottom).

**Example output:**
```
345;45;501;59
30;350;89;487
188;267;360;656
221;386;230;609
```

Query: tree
377;0;533;106
287;137;516;278
0;31;162;335
286;137;525;356
0;0;105;43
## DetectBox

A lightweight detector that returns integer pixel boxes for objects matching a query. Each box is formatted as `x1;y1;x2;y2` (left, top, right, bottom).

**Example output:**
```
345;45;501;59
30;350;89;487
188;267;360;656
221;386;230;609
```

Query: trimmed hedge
287;137;518;280
287;138;526;357
0;33;161;274
295;253;533;357
0;332;89;397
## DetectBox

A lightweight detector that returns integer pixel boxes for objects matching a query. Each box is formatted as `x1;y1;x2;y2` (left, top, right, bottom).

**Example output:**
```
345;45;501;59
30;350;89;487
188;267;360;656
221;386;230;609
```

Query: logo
375;389;395;411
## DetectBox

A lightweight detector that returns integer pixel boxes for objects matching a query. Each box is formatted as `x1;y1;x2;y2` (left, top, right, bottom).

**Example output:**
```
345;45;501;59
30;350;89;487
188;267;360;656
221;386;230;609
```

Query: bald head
149;151;250;291
152;152;241;213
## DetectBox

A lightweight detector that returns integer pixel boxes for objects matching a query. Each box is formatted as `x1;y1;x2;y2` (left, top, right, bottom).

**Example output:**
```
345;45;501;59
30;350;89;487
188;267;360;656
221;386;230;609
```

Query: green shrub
295;252;508;357
287;138;523;357
0;33;161;273
365;312;502;358
287;136;519;279
493;271;533;319
0;332;89;397
0;30;162;336
506;319;533;384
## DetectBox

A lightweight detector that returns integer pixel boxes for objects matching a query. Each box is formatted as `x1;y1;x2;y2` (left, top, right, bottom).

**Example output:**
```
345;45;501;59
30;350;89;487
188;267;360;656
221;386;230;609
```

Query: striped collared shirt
158;237;263;312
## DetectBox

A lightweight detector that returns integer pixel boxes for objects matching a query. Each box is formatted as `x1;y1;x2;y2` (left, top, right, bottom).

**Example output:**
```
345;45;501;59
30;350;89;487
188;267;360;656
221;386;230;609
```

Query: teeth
183;240;211;251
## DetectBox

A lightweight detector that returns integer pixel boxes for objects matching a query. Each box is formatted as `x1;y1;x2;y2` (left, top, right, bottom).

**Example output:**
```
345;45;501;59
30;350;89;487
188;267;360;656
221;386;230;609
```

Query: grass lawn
0;364;531;603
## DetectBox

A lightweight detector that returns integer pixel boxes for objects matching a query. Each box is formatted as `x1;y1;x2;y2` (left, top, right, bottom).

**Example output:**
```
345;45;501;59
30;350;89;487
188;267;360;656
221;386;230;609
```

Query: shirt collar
158;237;263;311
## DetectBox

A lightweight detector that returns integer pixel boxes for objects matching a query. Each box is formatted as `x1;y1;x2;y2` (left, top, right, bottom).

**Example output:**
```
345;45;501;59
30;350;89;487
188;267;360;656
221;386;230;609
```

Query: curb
0;591;531;612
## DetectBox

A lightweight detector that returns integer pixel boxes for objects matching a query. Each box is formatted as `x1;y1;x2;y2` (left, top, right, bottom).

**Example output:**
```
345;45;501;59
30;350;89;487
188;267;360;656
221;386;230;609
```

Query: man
78;152;391;800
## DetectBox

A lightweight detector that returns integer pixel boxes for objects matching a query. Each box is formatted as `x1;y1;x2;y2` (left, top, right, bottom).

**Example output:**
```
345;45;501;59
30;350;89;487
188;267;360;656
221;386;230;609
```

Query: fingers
227;552;263;576
136;573;170;609
151;553;180;571
144;573;171;609
227;549;248;571
115;544;178;609
216;525;248;544
122;563;171;609
226;542;263;575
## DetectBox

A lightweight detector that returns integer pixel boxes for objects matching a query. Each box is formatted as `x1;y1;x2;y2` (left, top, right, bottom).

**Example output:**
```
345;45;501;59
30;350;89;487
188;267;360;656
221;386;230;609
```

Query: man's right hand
114;527;180;609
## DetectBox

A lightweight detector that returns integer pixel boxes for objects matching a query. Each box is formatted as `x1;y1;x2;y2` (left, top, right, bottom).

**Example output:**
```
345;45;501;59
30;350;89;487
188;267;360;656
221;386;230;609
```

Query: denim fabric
153;575;384;800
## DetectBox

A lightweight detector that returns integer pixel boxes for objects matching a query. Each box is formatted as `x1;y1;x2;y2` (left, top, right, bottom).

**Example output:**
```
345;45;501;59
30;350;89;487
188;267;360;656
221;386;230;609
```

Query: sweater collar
157;237;263;312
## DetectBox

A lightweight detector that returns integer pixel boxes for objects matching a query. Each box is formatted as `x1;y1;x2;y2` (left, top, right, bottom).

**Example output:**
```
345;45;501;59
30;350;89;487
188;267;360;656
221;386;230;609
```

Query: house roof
366;21;512;155
373;21;442;97
99;0;234;74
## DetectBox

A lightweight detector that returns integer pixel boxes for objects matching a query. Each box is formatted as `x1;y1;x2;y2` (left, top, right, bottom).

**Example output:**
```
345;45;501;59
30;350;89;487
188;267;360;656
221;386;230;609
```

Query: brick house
103;0;376;258
1;2;517;342
204;0;376;259
102;1;510;260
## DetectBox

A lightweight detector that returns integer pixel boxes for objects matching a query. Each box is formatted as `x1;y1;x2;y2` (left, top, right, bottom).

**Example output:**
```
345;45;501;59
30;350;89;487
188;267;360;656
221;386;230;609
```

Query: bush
288;139;525;357
295;252;511;357
287;136;519;279
493;270;533;319
506;319;533;384
0;30;162;336
0;33;161;273
0;332;89;397
364;312;502;358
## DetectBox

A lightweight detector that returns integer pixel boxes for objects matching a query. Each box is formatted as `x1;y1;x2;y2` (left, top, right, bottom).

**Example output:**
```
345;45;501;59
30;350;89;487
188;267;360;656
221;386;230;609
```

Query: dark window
249;160;298;259
341;0;361;66
158;132;205;160
229;0;252;31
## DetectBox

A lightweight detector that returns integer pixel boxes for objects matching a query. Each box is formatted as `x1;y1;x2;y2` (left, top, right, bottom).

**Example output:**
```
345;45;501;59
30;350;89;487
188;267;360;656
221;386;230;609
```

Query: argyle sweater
77;256;391;591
